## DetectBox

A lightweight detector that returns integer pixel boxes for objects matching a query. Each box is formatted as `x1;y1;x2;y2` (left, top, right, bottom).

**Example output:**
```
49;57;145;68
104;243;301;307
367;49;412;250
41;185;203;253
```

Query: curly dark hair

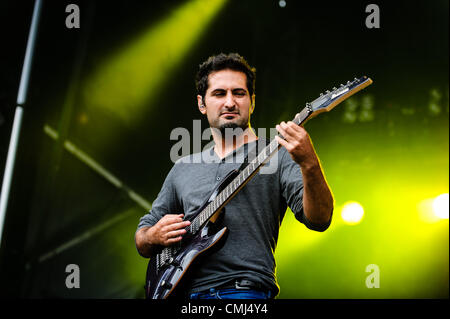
195;53;256;103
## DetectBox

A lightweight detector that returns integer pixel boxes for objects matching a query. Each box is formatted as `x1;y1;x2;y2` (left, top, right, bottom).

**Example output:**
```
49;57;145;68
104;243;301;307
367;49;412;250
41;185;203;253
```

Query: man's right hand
135;214;191;258
148;214;191;246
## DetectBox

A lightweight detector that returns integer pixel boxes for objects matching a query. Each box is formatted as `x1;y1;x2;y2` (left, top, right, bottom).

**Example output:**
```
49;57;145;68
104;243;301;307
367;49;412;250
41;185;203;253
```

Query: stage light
83;0;228;125
341;201;364;225
418;193;449;223
432;193;449;219
279;1;286;8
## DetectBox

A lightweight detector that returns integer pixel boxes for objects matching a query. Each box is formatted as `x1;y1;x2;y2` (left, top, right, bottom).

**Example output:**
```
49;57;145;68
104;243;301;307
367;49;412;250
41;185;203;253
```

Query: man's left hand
275;120;318;168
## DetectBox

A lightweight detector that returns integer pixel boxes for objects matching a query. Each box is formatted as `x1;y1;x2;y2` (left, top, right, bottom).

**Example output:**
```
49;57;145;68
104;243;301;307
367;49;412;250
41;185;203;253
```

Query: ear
197;95;206;115
250;94;255;114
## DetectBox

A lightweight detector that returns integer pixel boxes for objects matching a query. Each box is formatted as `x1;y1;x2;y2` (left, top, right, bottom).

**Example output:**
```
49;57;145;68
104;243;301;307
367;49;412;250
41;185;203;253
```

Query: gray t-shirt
137;138;330;295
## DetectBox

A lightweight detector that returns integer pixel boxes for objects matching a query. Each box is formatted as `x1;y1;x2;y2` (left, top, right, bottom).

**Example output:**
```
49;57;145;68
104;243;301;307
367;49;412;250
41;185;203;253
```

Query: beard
212;115;250;143
218;122;248;135
207;109;250;140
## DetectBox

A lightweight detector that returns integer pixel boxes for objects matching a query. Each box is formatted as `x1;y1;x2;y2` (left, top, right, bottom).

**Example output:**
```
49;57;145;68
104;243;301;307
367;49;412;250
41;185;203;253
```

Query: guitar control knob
161;280;173;290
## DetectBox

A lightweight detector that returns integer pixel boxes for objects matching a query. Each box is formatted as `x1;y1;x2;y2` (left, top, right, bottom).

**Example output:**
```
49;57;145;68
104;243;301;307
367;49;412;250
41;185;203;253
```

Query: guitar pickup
160;280;173;290
168;258;183;270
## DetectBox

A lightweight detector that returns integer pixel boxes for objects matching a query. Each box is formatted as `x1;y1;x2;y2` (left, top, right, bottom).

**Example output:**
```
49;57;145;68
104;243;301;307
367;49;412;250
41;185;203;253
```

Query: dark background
0;0;448;298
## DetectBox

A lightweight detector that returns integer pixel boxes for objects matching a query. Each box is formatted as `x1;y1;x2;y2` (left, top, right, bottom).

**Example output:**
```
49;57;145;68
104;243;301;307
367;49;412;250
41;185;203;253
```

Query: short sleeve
279;148;331;232
279;147;304;217
136;164;181;231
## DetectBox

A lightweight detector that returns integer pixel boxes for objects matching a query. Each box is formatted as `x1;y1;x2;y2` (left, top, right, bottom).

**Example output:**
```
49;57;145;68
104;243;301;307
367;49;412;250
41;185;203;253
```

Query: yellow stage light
433;193;449;219
83;0;228;125
341;201;364;225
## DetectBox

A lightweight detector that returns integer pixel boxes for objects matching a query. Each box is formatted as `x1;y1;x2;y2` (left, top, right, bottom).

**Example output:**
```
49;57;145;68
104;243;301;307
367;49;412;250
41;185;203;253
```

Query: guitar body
145;170;239;299
146;223;228;299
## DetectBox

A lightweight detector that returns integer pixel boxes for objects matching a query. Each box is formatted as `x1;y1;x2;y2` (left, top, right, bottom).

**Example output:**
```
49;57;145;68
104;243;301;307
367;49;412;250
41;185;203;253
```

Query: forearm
300;158;334;225
135;226;157;258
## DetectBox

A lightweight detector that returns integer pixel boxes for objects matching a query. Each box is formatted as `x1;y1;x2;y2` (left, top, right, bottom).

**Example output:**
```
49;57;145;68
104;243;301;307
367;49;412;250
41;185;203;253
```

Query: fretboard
186;103;313;236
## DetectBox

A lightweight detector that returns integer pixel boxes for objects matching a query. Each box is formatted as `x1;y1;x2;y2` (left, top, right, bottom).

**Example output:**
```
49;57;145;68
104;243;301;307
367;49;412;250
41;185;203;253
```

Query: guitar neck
185;75;373;236
186;104;314;235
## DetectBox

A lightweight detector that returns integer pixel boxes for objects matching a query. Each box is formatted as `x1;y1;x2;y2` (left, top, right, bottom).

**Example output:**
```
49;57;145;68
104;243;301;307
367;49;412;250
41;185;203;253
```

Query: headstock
309;76;373;117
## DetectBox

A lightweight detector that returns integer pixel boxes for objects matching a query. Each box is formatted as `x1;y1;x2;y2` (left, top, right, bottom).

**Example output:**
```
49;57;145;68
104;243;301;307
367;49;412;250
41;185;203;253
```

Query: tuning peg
319;93;323;96
347;81;350;84
326;90;330;94
340;84;344;87
333;87;337;90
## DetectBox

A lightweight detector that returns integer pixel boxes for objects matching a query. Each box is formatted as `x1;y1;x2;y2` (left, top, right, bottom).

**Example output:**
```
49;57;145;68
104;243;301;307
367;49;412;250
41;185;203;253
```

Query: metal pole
0;0;43;246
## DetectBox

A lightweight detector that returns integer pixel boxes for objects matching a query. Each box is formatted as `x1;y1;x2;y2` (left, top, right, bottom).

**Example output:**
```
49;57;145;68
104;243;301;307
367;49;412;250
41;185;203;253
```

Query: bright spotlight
279;0;286;8
433;193;449;219
341;201;364;225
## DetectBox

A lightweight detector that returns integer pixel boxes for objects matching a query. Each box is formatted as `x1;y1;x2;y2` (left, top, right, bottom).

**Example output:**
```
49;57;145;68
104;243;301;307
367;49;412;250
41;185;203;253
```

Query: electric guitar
145;76;373;299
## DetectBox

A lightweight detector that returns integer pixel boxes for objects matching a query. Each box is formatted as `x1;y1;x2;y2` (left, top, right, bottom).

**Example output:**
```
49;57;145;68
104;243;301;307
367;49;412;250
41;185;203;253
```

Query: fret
270;140;276;152
258;152;264;163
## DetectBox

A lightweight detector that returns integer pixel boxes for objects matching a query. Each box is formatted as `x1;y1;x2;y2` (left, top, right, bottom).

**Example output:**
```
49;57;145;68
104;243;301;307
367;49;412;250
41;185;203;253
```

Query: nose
224;91;236;109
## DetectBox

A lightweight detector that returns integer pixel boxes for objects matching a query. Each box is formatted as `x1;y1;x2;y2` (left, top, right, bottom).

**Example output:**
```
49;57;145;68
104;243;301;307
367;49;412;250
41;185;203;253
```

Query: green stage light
83;0;228;125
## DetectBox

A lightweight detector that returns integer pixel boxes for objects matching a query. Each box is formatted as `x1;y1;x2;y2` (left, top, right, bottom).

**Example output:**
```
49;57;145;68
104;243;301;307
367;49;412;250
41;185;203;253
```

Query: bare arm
298;155;334;225
276;121;334;226
135;214;191;257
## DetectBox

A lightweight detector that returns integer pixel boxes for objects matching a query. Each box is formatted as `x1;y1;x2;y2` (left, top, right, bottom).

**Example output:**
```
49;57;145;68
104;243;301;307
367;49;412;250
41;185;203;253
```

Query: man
135;53;334;299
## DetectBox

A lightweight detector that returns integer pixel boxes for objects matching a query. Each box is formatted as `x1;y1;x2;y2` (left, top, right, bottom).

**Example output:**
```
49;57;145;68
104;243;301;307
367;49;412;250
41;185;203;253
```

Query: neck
212;125;258;159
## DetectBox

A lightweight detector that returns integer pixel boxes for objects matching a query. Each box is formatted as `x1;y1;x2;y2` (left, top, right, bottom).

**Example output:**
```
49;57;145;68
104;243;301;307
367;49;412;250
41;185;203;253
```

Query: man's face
198;69;254;133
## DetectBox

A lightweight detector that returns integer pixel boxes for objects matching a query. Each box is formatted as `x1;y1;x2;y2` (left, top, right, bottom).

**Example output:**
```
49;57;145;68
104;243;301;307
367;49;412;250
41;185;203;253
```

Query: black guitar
145;76;373;299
